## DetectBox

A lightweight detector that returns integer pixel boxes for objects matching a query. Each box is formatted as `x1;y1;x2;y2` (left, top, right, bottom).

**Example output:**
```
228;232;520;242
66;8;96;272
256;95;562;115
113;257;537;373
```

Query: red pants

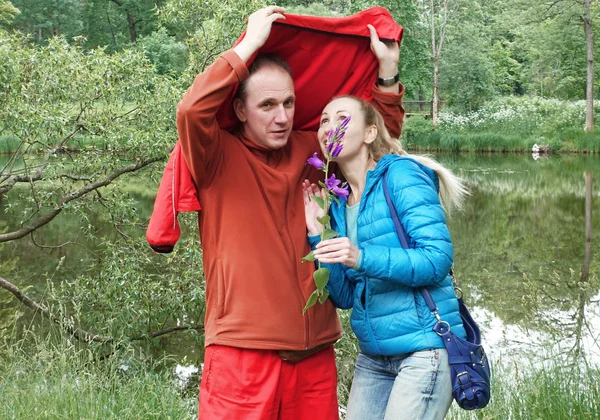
198;344;339;420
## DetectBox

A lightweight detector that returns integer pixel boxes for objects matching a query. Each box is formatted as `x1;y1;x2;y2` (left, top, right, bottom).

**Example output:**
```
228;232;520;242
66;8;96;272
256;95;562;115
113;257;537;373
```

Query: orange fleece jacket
177;50;404;350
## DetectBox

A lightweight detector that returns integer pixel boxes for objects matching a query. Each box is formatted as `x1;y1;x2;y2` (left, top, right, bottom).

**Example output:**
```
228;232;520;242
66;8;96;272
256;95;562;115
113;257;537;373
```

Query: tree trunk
581;172;592;283
584;0;594;132
432;58;439;126
110;0;138;42
430;0;447;128
418;85;425;112
575;172;593;359
127;12;137;42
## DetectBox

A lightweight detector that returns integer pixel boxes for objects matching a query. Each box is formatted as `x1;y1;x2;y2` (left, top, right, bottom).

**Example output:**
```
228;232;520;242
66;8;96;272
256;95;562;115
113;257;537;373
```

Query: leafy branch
0;157;162;243
0;275;203;343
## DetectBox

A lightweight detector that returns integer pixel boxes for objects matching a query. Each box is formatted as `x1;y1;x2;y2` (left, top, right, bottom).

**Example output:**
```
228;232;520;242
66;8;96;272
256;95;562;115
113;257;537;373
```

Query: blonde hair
336;95;469;213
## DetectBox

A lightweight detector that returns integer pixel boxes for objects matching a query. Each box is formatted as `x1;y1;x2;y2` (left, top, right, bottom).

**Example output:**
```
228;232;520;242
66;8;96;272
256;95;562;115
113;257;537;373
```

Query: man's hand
313;237;360;268
303;179;326;236
234;6;286;63
367;24;400;92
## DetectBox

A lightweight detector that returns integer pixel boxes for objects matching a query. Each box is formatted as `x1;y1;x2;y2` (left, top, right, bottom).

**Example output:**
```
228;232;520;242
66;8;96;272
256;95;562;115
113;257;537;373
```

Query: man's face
234;66;295;150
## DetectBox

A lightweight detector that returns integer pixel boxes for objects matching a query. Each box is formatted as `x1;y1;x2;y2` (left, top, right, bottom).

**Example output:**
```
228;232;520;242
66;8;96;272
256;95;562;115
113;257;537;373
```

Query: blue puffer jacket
310;154;466;356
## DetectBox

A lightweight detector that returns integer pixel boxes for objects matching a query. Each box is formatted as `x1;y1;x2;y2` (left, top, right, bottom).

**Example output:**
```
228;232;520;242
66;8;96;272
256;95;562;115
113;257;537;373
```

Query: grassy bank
1;329;599;419
448;358;600;419
403;97;600;153
0;332;196;419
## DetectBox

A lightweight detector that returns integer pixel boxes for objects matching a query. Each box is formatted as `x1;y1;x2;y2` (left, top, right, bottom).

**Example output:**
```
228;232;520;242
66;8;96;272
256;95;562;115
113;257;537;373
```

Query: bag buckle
457;371;471;385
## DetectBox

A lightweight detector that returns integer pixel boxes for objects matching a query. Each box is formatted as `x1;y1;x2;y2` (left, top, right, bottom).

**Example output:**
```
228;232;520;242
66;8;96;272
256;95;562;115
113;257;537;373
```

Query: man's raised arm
367;24;405;139
176;6;286;188
176;52;248;188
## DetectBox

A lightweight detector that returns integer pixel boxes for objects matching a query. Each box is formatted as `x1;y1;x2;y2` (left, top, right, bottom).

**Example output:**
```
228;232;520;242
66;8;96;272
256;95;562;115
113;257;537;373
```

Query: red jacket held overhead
146;6;403;253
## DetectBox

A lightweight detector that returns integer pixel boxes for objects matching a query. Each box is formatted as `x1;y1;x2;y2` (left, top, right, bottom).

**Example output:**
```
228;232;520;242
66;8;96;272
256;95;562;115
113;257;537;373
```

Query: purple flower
326;140;335;154
324;173;340;190
331;142;344;158
327;127;339;143
306;152;325;170
340;115;350;129
324;174;349;199
331;185;350;199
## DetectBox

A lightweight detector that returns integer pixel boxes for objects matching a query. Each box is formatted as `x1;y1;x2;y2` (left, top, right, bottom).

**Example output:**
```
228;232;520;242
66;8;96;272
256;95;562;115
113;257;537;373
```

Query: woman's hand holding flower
313;237;360;268
303;180;326;236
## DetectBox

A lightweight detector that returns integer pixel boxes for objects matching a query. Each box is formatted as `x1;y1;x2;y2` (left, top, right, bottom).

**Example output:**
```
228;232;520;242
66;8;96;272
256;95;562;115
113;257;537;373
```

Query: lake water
1;152;599;369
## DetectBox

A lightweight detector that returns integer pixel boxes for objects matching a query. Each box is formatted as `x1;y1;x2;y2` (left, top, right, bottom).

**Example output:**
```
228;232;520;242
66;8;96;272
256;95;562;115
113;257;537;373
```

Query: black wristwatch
377;73;399;87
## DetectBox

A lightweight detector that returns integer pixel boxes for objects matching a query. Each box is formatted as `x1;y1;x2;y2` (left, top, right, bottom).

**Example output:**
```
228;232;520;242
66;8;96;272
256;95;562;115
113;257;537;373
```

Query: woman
303;96;469;420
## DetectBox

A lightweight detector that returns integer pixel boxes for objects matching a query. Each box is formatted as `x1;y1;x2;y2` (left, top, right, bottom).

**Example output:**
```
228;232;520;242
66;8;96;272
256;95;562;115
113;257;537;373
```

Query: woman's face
318;97;372;162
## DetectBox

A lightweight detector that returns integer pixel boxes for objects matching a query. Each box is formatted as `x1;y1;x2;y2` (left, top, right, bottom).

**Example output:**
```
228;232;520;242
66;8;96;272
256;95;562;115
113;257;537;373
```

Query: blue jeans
346;349;452;420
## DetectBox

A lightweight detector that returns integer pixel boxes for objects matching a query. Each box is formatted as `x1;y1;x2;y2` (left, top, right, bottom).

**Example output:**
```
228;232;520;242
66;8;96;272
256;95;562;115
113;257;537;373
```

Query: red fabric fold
146;7;402;253
217;6;403;131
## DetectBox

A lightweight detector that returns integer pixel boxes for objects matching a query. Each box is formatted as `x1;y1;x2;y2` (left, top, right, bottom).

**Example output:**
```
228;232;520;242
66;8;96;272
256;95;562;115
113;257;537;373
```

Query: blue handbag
382;171;491;410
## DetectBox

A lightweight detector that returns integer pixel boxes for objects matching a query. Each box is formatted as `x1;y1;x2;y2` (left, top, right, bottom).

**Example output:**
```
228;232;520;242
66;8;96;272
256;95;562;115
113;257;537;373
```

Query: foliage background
1;0;599;417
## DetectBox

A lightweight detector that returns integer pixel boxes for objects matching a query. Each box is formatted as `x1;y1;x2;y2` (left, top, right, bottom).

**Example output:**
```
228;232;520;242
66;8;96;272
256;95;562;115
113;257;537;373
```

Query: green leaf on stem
303;290;319;314
310;195;325;210
313;267;330;291
317;215;330;226
331;196;340;206
322;228;339;241
301;251;316;262
318;288;330;304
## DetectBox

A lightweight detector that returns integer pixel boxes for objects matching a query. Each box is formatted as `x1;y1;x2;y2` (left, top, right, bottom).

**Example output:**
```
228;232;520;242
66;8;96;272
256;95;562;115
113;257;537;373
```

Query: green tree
441;36;495;109
348;0;429;101
0;28;203;343
11;0;84;42
160;0;267;78
10;0;160;47
0;0;19;25
105;0;160;42
137;26;188;75
422;0;449;126
508;0;599;128
437;0;500;109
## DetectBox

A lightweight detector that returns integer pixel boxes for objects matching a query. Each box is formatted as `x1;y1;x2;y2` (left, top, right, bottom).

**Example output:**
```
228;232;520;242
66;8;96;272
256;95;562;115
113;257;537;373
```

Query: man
177;6;404;419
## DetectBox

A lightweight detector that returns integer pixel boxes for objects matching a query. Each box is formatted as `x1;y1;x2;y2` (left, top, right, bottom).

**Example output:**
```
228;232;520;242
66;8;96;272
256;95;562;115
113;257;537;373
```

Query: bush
138;28;188;76
420;97;600;152
402;116;435;150
559;128;600;153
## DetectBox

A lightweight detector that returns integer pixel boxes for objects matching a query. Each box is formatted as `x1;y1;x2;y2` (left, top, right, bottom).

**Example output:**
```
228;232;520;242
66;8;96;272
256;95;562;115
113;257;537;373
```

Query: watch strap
377;73;399;87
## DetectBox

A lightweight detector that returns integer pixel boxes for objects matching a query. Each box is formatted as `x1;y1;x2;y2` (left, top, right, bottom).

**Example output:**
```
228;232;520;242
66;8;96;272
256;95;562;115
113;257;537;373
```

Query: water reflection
438;153;600;369
1;153;599;369
474;292;600;369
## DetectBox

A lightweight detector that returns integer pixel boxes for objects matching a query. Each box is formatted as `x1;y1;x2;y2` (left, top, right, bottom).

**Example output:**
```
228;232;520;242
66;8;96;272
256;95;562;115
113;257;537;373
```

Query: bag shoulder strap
382;170;439;315
382;170;410;249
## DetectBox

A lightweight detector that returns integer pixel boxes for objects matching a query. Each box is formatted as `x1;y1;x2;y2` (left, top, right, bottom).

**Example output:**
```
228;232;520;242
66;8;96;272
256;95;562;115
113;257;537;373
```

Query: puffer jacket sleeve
357;160;453;287
308;235;354;309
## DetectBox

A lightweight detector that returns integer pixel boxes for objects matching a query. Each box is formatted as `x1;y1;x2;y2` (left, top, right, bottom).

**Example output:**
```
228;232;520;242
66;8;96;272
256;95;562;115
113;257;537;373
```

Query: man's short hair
236;54;293;102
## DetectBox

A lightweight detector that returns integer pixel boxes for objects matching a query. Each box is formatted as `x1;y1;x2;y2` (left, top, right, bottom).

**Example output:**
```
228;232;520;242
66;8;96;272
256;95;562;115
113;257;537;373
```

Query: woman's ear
233;98;247;123
365;125;377;144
